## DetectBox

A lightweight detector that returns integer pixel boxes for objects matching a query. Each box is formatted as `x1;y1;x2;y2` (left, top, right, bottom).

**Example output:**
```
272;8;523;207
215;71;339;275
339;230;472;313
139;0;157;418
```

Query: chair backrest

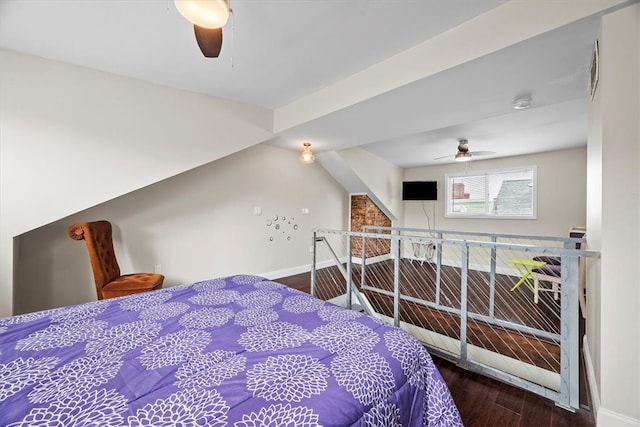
569;226;586;249
68;221;121;299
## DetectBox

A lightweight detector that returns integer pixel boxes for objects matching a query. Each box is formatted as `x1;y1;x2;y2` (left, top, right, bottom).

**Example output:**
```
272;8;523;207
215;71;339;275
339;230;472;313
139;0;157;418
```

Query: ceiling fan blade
469;150;496;156
434;138;496;161
193;25;223;58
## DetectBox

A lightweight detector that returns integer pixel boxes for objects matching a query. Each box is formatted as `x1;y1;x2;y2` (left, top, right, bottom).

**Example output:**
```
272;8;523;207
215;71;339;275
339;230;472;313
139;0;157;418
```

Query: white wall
15;143;348;314
586;4;639;426
403;148;587;236
0;50;274;317
337;147;405;224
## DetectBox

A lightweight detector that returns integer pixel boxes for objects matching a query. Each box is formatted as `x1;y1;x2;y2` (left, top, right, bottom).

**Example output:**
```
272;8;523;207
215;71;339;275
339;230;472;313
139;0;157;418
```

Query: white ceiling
0;0;627;167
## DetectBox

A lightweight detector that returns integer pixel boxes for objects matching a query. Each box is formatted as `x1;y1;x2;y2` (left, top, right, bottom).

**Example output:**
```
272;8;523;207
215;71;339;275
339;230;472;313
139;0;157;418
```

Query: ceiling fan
434;139;496;162
175;0;231;58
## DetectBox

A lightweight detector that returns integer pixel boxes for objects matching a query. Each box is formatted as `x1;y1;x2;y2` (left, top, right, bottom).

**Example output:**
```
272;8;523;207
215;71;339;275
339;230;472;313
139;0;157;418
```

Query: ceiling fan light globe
455;152;471;162
175;0;230;29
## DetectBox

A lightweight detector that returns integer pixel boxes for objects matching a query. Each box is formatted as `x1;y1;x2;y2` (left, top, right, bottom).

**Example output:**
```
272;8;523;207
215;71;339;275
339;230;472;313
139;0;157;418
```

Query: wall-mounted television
402;181;437;201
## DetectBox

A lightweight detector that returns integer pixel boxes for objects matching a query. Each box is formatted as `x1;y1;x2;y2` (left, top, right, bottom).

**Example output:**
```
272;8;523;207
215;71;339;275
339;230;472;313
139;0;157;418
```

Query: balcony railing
310;226;597;411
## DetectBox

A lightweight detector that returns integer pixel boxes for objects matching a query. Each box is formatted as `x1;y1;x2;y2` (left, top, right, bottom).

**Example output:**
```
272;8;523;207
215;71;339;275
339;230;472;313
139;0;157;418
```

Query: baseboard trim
583;335;600;418
351;253;393;265
583;337;640;427
259;265;307;280
259;259;337;281
597;408;640;427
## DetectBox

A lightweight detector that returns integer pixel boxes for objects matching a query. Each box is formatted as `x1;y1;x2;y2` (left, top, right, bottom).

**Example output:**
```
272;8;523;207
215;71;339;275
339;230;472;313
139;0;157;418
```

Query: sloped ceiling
0;0;631;167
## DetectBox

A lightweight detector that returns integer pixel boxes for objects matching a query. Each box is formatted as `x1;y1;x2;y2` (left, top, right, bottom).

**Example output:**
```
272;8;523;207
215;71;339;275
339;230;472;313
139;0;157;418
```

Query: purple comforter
0;275;462;426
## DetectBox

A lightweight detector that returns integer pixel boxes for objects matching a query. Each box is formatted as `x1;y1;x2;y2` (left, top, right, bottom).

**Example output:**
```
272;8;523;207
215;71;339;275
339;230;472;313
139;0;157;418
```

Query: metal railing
310;227;597;411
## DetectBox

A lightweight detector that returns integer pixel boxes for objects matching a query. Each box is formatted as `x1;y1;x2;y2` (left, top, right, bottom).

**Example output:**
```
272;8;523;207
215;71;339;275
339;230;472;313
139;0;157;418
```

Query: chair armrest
68;223;87;241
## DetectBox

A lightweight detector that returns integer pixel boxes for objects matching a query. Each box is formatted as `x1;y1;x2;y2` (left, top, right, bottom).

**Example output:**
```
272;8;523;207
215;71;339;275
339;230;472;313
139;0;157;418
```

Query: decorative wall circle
263;211;301;243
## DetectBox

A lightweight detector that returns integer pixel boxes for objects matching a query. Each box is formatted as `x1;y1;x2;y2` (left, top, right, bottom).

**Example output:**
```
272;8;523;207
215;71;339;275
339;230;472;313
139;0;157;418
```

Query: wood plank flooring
357;259;564;372
275;271;595;427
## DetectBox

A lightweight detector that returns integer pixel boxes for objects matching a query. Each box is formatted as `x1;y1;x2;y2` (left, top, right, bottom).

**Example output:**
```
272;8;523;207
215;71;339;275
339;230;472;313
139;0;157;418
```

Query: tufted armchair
68;220;164;300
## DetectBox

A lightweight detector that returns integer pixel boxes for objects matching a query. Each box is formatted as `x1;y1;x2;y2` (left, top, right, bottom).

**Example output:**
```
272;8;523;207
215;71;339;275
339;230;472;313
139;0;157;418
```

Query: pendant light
300;142;315;164
174;0;230;29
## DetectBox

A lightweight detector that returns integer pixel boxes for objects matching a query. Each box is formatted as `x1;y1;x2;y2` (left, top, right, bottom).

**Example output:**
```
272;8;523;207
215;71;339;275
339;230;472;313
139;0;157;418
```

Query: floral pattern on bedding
0;275;463;426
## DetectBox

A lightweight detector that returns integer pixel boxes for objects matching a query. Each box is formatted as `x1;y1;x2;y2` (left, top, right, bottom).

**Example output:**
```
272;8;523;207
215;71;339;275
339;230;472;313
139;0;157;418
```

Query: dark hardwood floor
275;271;595;427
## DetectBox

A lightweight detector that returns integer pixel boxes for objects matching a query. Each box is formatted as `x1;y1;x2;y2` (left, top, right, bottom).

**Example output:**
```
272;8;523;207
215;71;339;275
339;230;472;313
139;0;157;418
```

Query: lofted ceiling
0;0;629;167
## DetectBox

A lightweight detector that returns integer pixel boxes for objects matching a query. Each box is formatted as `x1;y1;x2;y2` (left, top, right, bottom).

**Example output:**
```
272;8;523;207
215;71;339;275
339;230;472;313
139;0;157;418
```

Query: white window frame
445;166;537;219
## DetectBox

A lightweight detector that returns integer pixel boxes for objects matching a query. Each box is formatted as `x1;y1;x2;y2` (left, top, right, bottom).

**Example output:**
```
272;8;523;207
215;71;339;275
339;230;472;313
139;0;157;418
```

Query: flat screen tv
402;181;437;201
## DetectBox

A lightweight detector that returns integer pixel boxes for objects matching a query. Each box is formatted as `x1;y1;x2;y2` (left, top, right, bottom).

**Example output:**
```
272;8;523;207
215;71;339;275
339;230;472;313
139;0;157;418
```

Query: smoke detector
513;96;532;110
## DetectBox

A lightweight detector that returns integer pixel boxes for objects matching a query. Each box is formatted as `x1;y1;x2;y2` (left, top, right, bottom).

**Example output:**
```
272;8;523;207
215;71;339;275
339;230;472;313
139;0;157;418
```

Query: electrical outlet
154;264;162;274
253;207;262;216
302;208;310;215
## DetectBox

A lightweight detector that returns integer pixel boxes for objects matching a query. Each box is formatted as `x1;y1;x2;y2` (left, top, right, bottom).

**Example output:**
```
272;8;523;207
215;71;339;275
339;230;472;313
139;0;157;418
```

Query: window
445;166;537;219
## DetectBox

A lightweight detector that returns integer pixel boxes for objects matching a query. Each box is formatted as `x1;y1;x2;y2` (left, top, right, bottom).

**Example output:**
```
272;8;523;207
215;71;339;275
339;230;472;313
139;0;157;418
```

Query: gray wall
15;143;348;314
404;147;587;236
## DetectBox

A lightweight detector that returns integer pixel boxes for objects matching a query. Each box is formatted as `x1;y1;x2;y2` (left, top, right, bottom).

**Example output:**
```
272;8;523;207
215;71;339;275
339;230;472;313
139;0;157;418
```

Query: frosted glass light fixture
455;152;472;162
300;142;315;164
175;0;230;29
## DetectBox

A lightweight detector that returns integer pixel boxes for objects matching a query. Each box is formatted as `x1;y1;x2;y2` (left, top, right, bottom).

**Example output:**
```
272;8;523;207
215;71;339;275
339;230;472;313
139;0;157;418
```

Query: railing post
361;231;367;290
435;232;443;306
311;231;318;298
347;234;353;309
489;234;497;319
460;245;469;365
393;235;401;327
560;254;579;410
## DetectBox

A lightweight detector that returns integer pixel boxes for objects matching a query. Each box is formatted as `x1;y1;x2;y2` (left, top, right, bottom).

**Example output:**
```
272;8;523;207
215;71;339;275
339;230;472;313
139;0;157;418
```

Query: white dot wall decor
263;212;300;243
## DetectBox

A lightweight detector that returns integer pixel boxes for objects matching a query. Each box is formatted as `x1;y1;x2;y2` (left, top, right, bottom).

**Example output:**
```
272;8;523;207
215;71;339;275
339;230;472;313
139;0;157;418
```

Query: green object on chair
510;258;546;291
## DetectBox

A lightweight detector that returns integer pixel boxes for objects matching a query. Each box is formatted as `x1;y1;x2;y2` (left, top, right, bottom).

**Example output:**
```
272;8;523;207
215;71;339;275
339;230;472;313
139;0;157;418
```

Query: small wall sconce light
299;142;315;164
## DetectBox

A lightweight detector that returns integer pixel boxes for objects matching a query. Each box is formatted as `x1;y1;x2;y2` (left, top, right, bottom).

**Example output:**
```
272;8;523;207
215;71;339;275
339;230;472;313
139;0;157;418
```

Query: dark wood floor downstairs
275;272;595;427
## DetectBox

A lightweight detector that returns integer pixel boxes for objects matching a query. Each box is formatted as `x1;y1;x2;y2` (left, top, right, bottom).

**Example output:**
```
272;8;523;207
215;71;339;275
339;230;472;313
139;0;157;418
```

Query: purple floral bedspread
0;275;462;426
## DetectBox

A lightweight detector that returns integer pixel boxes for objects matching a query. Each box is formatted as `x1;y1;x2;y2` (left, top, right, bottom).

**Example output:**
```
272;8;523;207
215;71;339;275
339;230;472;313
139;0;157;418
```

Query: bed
0;275;462;426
